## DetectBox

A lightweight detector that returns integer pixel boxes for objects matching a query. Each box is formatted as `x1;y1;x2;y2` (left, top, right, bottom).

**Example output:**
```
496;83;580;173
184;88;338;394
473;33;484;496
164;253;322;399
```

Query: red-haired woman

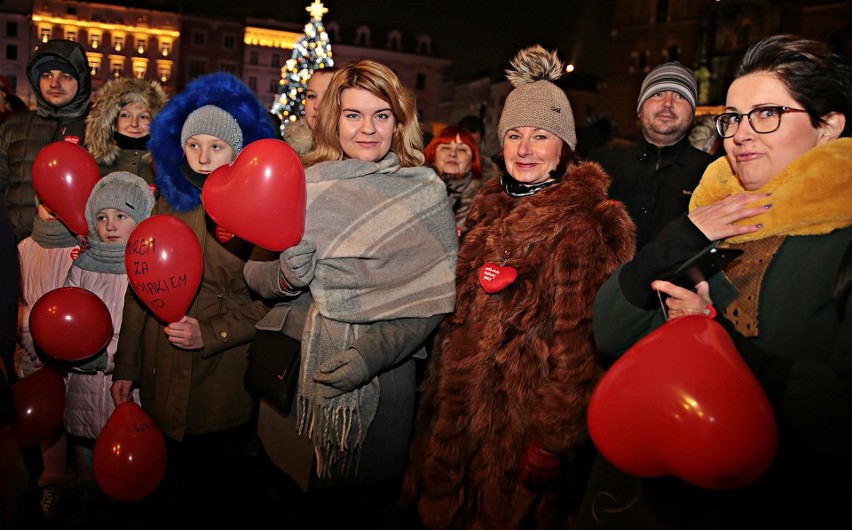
425;125;482;234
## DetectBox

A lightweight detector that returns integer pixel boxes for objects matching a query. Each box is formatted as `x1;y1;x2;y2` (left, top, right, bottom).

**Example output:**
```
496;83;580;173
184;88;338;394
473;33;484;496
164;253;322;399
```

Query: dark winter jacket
0;40;91;241
113;73;276;440
587;135;713;250
404;162;635;530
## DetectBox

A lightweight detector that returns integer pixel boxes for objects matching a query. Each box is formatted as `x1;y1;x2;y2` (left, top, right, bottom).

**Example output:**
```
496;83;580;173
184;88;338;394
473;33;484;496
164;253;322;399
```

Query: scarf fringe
297;394;365;478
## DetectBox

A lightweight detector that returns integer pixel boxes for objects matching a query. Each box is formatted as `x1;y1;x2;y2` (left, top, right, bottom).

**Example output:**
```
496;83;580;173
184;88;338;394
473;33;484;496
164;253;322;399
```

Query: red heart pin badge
479;262;517;293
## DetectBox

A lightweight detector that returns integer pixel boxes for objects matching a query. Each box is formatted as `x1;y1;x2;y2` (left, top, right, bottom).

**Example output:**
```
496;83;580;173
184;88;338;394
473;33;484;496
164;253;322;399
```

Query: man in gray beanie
587;61;713;249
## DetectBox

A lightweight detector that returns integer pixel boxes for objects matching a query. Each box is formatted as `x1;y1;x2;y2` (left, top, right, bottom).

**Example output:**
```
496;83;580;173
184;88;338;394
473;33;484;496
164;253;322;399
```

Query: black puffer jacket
0;40;91;241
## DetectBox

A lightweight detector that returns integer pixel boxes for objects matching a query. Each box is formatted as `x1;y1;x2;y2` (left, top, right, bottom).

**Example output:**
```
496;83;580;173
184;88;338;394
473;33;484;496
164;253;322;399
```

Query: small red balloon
11;367;66;447
32;141;101;236
94;402;167;502
125;215;203;323
202;138;306;251
588;315;777;490
29;287;113;362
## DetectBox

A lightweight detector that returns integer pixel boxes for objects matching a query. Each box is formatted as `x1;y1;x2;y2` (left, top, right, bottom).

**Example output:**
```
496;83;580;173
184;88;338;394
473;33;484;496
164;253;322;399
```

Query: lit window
113;35;125;52
39;27;52;43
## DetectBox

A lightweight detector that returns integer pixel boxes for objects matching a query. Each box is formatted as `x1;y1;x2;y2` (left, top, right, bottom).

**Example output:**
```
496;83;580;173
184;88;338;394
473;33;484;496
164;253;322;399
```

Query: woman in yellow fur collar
582;35;852;529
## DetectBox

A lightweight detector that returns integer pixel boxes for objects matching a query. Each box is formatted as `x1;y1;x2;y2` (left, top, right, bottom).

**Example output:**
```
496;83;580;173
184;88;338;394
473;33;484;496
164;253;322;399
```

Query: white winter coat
17;237;78;377
62;266;139;439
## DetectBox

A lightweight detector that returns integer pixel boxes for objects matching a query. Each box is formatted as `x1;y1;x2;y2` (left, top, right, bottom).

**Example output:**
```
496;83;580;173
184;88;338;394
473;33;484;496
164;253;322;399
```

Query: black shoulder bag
244;331;301;415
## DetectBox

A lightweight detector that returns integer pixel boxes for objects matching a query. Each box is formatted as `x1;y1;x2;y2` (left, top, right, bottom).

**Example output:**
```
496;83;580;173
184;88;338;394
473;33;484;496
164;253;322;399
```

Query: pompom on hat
497;45;576;150
180;104;244;154
85;171;155;231
637;61;698;112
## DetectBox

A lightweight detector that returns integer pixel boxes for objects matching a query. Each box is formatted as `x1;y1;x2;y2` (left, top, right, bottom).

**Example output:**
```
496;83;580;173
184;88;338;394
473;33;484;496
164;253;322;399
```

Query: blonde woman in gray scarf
243;59;457;528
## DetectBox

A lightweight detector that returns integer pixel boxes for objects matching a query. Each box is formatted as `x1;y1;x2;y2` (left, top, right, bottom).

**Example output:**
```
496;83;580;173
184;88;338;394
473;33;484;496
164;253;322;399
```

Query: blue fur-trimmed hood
150;72;276;212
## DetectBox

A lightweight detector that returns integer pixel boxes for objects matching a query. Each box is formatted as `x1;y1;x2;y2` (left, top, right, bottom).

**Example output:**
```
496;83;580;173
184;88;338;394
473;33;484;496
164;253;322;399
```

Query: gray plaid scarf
297;151;457;478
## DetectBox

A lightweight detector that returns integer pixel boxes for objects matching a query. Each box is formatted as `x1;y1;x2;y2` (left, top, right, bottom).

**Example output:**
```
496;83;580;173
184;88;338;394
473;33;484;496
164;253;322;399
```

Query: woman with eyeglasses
578;35;852;529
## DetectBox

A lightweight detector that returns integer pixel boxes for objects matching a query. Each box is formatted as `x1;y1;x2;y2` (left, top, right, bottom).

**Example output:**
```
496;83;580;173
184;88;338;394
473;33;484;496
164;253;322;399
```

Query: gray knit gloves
279;240;316;290
313;348;370;399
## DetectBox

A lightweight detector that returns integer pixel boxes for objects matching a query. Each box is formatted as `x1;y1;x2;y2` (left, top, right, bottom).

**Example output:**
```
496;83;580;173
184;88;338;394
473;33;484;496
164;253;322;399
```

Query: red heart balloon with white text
479;262;517;293
588;315;777;490
202;138;306;252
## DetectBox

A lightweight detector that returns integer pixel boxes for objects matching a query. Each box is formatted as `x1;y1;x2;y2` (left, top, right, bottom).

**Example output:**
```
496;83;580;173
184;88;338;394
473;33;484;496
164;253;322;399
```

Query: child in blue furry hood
111;72;277;523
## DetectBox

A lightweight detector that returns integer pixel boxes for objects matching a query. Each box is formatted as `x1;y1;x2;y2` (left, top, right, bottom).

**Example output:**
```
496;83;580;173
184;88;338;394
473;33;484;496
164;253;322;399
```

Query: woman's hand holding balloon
651;280;713;320
688;192;770;241
279;239;317;290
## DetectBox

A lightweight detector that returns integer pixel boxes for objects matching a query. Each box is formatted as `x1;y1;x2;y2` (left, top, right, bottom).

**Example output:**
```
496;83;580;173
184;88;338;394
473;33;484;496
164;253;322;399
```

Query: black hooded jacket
0;40;91;241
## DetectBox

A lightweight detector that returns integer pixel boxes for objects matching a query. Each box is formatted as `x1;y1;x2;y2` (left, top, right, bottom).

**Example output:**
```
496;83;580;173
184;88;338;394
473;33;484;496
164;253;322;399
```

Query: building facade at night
1;1;849;139
0;0;449;123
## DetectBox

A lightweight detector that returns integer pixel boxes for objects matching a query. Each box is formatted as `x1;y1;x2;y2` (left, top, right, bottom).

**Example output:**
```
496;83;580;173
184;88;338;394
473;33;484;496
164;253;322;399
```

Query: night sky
94;0;616;81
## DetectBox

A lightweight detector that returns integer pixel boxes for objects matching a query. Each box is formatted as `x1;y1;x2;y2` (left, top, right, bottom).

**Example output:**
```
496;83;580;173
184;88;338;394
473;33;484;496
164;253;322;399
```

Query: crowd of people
0;32;849;530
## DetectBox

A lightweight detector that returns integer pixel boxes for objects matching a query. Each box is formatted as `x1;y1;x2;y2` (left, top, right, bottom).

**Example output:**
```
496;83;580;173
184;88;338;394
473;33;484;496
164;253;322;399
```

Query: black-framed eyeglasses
713;106;809;138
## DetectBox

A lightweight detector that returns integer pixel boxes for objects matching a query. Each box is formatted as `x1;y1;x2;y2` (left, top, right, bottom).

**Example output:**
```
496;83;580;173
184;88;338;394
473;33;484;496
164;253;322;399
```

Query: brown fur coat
404;162;635;530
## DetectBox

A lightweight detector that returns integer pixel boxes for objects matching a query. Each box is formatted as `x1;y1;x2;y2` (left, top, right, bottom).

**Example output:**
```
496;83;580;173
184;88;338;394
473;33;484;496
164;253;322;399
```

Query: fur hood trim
86;78;168;165
149;72;276;212
282;118;314;156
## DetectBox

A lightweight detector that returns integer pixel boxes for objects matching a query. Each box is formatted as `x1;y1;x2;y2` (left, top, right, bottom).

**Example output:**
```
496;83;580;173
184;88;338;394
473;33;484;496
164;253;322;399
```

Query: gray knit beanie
180;104;244;154
86;171;155;230
497;46;576;150
637;62;698;112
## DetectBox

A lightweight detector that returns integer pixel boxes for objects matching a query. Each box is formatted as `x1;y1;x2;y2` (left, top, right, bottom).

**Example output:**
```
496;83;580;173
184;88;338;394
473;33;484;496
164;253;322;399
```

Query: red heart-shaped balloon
202;138;306;252
479;262;517;293
32;141;101;236
588;315;777;490
29;287;113;362
94;402;167;502
125;215;203;323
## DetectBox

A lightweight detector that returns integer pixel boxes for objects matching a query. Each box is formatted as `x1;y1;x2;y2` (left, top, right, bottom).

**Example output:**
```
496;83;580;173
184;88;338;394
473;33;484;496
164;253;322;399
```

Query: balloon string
656;288;669;321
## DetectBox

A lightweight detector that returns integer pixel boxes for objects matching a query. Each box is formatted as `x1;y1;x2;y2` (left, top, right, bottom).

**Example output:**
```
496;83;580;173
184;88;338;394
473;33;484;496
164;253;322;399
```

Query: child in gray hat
61;171;154;500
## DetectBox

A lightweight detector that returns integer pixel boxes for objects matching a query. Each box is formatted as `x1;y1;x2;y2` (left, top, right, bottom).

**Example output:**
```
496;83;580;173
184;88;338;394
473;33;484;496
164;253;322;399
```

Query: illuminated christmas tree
271;1;334;133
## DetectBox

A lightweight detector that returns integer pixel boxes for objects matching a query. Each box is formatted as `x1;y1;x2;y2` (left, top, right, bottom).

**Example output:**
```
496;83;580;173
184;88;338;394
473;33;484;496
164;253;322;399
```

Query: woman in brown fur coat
403;46;635;530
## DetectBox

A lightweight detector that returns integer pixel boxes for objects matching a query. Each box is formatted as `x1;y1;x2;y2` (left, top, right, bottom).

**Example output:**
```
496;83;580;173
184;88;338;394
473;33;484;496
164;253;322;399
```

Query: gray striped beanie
637;62;698;112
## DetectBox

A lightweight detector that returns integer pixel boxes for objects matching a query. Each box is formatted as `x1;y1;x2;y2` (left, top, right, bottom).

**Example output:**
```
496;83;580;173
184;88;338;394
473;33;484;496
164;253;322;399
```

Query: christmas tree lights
270;1;334;134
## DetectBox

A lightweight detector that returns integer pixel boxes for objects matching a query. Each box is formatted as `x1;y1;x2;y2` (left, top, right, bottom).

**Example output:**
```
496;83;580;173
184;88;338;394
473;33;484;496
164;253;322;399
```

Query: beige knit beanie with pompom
497;45;576;150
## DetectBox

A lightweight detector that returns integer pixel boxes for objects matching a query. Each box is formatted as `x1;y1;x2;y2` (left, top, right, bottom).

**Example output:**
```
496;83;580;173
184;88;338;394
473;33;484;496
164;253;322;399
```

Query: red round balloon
29;287;113;362
94;402;167;502
32;141;101;236
202;138;306;251
125;214;203;323
12;367;66;447
588;315;777;490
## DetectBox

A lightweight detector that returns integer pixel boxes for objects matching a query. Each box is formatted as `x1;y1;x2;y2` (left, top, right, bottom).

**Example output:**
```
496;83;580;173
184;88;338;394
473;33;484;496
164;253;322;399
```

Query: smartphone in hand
667;244;744;290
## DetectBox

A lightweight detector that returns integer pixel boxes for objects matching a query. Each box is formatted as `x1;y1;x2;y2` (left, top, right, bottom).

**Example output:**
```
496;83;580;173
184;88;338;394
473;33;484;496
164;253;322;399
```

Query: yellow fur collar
690;138;852;243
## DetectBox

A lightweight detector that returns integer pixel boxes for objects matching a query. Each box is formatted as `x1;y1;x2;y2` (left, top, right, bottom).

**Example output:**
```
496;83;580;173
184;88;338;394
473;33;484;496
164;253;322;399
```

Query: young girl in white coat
62;171;154;501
